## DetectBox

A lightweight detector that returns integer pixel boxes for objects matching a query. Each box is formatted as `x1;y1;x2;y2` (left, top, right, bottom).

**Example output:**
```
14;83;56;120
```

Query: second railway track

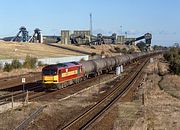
59;57;149;130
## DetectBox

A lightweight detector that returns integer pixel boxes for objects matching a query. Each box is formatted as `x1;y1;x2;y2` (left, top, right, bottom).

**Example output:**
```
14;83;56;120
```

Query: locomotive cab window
42;69;57;75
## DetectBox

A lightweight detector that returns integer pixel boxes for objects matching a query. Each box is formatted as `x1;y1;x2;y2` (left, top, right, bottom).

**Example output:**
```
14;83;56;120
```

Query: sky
0;0;180;46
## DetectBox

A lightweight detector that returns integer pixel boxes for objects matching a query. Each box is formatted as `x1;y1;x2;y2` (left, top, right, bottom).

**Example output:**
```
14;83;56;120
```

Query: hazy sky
0;0;180;46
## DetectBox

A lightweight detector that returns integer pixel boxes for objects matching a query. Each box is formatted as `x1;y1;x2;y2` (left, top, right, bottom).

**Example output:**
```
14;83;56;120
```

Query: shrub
114;47;121;53
109;49;115;53
164;47;180;75
91;52;96;56
121;48;128;54
0;63;3;70
23;55;37;69
128;48;135;54
101;51;105;55
3;63;12;72
37;61;44;66
90;46;96;49
80;58;85;62
11;59;22;69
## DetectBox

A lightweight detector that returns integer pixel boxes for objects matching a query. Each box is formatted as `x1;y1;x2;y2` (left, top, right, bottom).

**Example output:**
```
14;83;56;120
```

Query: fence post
11;95;14;109
25;90;29;105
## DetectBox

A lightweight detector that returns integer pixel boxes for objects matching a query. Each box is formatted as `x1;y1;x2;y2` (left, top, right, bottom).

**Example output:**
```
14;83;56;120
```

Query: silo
117;35;125;44
61;30;70;44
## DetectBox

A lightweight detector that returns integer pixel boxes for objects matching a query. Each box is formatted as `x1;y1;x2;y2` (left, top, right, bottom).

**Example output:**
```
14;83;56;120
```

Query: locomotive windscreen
42;69;57;75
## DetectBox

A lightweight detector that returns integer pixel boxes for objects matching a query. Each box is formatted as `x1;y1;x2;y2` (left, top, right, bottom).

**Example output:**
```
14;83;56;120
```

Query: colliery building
61;30;90;45
60;29;135;45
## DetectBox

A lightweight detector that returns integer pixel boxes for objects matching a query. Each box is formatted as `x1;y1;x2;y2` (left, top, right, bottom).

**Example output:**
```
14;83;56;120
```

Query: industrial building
60;29;138;45
117;35;125;44
73;30;91;44
61;30;91;45
61;30;71;44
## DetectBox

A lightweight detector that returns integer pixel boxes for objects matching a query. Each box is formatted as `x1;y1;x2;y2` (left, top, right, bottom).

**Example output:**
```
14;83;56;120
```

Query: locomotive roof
43;62;81;69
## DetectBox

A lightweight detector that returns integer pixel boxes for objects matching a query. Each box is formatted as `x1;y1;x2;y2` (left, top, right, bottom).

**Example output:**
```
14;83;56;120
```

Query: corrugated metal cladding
0;55;89;67
38;55;89;65
74;30;91;44
61;30;71;44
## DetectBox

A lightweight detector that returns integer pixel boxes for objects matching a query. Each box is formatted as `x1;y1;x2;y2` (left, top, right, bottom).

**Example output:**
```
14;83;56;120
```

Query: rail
14;105;47;130
60;58;149;130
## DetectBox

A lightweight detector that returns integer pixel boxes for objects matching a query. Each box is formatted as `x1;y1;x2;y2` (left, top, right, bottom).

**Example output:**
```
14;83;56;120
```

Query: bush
23;55;37;69
37;61;44;66
3;63;12;72
109;49;115;53
0;63;3;70
128;48;135;54
164;47;180;75
80;58;85;62
91;52;96;56
90;46;96;49
11;59;22;69
112;47;132;54
101;51;105;55
114;47;122;53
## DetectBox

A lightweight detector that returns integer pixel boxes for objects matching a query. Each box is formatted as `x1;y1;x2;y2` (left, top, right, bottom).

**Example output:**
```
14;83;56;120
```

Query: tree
164;47;180;75
11;59;22;69
23;55;37;69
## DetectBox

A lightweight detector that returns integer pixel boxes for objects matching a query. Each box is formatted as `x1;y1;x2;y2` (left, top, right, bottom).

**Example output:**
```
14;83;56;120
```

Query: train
42;51;162;89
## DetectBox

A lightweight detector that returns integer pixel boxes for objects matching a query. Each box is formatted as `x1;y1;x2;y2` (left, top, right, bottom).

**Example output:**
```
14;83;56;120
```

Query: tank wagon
42;51;162;89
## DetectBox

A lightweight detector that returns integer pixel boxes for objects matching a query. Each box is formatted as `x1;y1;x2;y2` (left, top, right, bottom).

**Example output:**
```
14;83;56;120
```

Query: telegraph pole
120;26;122;35
90;13;93;42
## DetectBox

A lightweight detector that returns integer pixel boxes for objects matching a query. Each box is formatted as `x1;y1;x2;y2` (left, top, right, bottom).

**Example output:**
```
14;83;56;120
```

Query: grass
158;75;180;99
0;42;83;59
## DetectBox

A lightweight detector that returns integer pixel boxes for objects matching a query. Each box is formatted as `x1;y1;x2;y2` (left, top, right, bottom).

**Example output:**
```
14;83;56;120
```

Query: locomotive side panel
59;66;83;83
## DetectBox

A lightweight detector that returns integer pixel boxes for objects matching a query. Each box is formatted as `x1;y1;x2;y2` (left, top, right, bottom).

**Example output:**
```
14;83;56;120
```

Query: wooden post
142;93;144;105
25;90;29;104
11;95;14;109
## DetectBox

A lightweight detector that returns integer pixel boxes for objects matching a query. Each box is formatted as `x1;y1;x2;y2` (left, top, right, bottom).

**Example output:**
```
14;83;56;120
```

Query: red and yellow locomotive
42;62;84;89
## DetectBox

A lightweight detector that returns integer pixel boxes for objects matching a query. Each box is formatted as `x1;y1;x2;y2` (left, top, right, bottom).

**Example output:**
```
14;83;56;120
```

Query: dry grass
157;59;169;75
54;43;139;57
0;41;139;59
0;67;42;78
0;102;41;130
160;75;180;99
113;102;143;130
141;57;180;130
113;56;180;130
0;41;83;59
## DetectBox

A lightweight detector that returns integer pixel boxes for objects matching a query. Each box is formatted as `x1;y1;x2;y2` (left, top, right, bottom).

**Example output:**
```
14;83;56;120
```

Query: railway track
11;58;140;130
0;58;142;106
0;72;41;90
0;84;44;105
30;62;137;102
59;58;149;130
0;57;147;130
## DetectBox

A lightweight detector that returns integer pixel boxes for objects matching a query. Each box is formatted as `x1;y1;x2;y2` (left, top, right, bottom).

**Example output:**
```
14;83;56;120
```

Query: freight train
42;51;161;89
